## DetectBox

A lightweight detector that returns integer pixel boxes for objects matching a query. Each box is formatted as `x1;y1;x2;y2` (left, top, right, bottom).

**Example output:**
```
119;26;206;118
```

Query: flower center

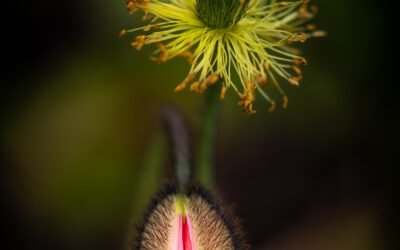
196;0;249;29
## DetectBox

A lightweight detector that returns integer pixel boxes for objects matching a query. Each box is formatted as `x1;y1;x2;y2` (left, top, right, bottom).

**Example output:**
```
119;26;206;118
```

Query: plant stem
196;84;221;189
162;107;191;192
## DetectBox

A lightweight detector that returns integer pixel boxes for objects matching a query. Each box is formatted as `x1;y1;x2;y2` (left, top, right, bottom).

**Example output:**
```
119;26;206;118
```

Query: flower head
122;0;325;113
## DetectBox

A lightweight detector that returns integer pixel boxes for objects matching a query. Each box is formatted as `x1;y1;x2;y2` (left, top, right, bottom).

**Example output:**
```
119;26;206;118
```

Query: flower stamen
239;81;257;114
126;0;151;14
122;0;324;113
175;72;197;93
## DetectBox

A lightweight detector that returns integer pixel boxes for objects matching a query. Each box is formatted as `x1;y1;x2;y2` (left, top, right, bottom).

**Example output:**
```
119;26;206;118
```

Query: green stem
162;107;191;192
196;84;221;189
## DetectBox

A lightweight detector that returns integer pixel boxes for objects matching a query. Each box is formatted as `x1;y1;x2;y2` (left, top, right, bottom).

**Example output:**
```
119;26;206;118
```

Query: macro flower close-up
4;0;396;249
122;0;325;113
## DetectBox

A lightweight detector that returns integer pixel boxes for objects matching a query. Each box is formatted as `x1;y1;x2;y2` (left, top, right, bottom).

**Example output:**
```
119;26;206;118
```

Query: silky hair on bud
132;184;248;250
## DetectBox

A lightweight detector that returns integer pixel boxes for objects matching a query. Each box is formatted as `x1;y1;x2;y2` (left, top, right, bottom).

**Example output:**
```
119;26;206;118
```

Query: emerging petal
135;186;247;250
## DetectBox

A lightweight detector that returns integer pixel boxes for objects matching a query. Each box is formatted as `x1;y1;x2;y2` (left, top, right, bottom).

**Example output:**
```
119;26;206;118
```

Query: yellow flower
122;0;325;113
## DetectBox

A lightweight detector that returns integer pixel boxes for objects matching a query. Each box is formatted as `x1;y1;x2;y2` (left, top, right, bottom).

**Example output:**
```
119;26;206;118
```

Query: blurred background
2;0;398;249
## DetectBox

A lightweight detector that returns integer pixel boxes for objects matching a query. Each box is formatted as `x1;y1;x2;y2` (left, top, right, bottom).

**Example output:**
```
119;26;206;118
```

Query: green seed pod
196;0;249;29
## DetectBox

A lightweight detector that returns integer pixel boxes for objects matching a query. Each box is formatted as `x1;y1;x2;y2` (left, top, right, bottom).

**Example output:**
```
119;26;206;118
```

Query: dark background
3;0;398;249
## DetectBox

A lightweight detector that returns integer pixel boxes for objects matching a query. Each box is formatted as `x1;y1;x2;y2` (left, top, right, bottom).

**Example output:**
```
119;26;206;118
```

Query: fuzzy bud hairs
131;108;248;250
133;185;248;250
